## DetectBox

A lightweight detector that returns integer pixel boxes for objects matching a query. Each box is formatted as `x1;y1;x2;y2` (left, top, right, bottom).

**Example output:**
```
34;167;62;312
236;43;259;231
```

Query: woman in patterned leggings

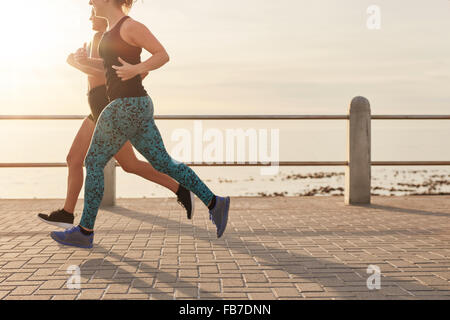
50;0;230;248
38;9;195;230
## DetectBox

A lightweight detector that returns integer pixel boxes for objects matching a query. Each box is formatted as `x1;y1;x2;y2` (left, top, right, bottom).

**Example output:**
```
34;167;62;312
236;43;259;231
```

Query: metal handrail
1;114;449;168
2;161;450;168
1;115;450;120
1;161;348;168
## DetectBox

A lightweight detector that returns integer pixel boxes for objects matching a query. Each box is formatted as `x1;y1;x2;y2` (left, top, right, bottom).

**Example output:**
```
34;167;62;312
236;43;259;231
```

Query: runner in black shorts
87;85;109;124
38;9;195;229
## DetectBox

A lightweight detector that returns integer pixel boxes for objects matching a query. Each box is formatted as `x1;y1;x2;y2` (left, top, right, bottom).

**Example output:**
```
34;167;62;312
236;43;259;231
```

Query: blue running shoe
209;196;230;238
50;226;94;249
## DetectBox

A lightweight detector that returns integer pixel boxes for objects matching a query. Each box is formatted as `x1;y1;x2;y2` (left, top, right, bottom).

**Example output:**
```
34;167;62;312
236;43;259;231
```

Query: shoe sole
50;232;93;249
217;197;230;238
38;216;74;229
189;191;195;220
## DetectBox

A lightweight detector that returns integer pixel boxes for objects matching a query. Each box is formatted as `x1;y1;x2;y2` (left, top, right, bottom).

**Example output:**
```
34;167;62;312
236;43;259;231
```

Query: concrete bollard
100;158;116;207
345;96;371;205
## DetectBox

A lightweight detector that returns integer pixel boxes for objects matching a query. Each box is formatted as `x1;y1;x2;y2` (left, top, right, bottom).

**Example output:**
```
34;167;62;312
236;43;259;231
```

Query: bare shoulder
91;32;103;45
122;17;151;35
121;17;153;47
93;31;104;40
89;32;104;58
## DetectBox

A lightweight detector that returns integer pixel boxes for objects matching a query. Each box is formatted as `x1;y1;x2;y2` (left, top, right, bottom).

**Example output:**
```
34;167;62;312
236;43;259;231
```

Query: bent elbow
164;52;170;63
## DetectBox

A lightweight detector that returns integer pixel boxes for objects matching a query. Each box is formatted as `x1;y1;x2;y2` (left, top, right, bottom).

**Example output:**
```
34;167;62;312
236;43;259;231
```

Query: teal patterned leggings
79;95;215;230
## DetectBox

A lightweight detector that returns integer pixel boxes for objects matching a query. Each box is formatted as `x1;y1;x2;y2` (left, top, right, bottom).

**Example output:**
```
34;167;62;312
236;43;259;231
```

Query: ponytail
115;0;135;13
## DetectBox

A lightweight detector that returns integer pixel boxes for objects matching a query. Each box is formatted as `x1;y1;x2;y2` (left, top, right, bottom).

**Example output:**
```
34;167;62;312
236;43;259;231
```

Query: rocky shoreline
236;169;450;197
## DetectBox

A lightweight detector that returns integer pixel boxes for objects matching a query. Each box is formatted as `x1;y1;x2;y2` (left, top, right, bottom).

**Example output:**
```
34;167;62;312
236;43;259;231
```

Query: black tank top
98;16;147;101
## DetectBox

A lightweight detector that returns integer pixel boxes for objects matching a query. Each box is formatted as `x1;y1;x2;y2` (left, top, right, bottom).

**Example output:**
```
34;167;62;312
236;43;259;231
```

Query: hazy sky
1;0;449;116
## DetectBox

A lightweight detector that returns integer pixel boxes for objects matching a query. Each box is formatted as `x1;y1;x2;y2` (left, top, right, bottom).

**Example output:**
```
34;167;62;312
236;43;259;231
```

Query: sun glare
1;1;89;69
0;1;93;97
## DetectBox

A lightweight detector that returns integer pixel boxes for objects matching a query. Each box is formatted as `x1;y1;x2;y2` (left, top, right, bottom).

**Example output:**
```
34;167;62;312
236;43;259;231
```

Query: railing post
100;159;116;207
345;96;371;205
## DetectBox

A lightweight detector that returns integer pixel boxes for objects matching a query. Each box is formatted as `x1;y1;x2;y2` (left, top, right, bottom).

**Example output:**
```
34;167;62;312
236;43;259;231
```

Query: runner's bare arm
74;42;105;70
112;20;169;81
67;53;104;77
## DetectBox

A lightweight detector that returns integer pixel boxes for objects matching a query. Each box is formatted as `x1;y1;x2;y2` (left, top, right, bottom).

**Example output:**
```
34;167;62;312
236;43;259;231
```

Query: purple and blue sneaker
50;226;94;249
209;196;230;238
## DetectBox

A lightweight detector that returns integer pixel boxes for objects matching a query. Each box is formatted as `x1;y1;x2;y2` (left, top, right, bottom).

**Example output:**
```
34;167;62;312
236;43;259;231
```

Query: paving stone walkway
0;196;449;300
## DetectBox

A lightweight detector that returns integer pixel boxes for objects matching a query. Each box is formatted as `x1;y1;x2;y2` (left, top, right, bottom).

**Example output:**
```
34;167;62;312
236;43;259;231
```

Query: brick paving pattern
0;196;449;300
